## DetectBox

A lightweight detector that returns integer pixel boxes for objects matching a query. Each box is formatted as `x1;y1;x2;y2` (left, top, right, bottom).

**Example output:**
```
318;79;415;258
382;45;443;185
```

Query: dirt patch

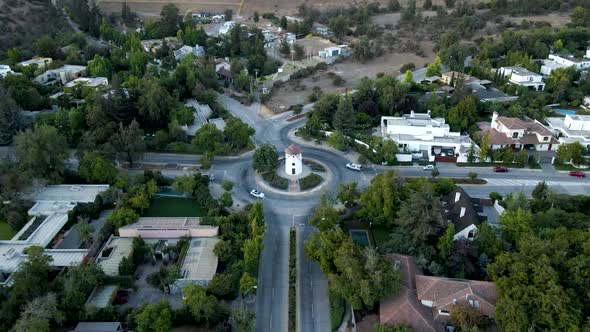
265;40;435;113
504;12;572;28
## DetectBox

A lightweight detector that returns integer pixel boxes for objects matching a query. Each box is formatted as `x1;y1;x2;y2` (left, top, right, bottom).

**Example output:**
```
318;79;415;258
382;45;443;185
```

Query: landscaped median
288;227;297;332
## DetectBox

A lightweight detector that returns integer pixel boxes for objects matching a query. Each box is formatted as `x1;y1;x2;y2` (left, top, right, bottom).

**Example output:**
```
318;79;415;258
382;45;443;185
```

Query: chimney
427;110;432;117
455;192;461;203
460;207;466;218
410;110;415;118
492;111;498;125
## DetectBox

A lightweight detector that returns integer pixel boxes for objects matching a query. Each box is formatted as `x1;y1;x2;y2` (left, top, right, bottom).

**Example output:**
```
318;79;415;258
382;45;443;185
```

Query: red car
493;167;509;173
569;171;586;177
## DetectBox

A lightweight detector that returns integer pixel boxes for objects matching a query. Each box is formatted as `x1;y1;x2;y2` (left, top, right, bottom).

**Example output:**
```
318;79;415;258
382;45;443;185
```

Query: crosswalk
483;178;590;186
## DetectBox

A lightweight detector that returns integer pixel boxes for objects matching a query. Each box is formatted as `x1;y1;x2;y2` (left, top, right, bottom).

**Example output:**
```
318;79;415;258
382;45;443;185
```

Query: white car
346;163;363;172
250;190;265;199
423;164;436;170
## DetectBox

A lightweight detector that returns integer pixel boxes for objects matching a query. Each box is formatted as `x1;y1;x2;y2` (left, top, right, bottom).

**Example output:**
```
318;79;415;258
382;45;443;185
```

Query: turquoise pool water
350;230;370;247
554;109;577;116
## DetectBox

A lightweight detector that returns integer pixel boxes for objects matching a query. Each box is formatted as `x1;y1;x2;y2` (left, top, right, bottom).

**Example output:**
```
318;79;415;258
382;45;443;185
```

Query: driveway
124;262;183;309
57;210;112;249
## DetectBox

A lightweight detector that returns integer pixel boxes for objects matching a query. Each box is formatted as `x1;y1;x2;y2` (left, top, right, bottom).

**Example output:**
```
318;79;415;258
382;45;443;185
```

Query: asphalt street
139;94;590;332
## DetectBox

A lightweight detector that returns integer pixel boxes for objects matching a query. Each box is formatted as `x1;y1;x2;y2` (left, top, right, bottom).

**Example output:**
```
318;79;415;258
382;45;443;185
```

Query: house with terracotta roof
477;111;559;151
380;255;497;331
416;275;497;321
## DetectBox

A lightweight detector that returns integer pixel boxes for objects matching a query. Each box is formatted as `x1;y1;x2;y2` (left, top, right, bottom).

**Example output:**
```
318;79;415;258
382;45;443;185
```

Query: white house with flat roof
0;65;14;78
118;217;218;239
541;51;590;76
546;114;590;149
380;111;478;163
18;57;53;69
0;185;108;282
64;77;108;89
34;65;86;85
499;66;545;91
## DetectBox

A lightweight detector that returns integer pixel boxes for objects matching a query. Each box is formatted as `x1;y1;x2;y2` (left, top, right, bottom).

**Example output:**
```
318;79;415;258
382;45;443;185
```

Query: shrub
304;159;326;172
262;172;289;190
332;75;345;86
489;192;502;202
400;62;415;73
299;173;323;190
222;181;234;191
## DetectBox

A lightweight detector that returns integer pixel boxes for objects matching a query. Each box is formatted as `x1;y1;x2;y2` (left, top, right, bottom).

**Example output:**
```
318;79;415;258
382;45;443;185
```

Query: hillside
0;0;71;57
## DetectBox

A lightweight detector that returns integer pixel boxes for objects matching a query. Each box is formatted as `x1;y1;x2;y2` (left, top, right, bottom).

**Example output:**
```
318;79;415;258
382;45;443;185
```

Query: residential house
380;254;498;331
318;45;349;58
442;188;487;241
380;111;479;162
499;66;545;91
416;275;497;321
540;50;590;76
0;65;14;78
64;77;109;90
219;21;236;35
477;112;559;151
440;71;473;86
17;57;53;69
174;45;205;61
545;114;590;149
285;32;297;44
215;60;233;83
72;322;122;332
380;254;441;332
464;80;518;103
34;65;86;85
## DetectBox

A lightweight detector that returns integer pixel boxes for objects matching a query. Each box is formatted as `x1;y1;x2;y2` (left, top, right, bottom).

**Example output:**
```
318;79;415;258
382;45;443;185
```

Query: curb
254;159;333;196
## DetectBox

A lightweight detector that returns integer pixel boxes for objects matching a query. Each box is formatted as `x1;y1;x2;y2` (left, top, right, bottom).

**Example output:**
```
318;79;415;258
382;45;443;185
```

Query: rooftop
442;188;483;233
73;321;121;332
27;185;109;203
180;237;220;282
546;117;590;140
383;113;448;129
64;77;108;88
285;143;302;155
118;217;218;239
97;237;133;276
387;133;472;145
504;66;540;77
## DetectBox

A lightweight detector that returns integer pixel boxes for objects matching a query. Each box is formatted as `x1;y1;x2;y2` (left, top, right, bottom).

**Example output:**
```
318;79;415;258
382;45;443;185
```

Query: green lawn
0;222;16;240
144;196;206;217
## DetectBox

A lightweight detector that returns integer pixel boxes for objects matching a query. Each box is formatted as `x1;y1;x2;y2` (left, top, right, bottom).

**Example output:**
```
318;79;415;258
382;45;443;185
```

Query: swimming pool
553;109;577;116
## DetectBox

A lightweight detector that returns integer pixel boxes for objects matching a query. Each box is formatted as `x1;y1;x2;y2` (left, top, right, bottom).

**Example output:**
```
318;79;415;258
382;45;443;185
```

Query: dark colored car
113;290;129;305
569;171;586;177
493;167;509;173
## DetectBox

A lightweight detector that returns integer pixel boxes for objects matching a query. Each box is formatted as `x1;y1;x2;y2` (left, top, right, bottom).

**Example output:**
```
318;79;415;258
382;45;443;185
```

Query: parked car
423;164;436;170
569;171;586;178
493;167;509;173
113;290;129;305
250;190;265;199
346;163;363;171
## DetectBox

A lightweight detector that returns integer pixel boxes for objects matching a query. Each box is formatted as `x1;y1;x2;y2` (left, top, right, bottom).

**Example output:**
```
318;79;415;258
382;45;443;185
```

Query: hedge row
299;173;323;190
288;227;297;332
303;159;326;172
262;172;289;190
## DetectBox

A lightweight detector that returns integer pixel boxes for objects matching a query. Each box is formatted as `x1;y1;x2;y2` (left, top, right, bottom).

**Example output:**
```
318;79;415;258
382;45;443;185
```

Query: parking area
124;262;183;309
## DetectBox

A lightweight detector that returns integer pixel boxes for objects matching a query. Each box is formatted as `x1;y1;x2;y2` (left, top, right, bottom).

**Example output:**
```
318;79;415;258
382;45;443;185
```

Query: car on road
113;290;129;305
250;190;265;199
493;167;509;173
569;171;586;177
346;163;363;171
423;164;436;170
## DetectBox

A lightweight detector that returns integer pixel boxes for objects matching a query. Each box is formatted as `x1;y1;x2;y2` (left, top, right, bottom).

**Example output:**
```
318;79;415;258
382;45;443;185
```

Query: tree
423;0;432;10
75;218;95;246
230;306;255;332
253;11;259;22
279;39;291;57
87;54;112;77
183;284;219;325
138;79;176;128
239;272;257;295
499;208;532;244
468;172;477;181
556;141;587;165
425;56;442;77
437;223;455;259
333;95;355;132
359;171;406;227
172;175;196;195
397;183;445;247
111;120;146;165
450;302;483;331
220;192;233;208
224;118;255;150
13;293;64;332
242;238;263;275
207;265;241;298
172;106;194;126
15;125;69;182
294;43;304;60
402;70;414;85
571;6;590;27
107;207;139;228
401;0;417;22
447;96;477;132
11;246;53;301
252;144;279;173
337;182;360;208
376;75;408;115
431;168;440;179
135;300;172;332
78;152;117;183
192;123;223;153
160;4;181;37
329;15;348;38
478;132;490;162
352;38;375;63
0;86;22;145
224;9;233;21
310;194;340;231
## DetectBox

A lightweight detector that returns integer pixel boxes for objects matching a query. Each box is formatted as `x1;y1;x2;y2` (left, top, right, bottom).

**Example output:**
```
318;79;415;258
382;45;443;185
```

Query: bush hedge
262;172;289;190
288;227;296;332
303;159;326;172
299;174;323;190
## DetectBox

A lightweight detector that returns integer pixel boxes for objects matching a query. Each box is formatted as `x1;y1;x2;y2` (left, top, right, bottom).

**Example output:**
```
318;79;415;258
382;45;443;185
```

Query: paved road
140;94;590;332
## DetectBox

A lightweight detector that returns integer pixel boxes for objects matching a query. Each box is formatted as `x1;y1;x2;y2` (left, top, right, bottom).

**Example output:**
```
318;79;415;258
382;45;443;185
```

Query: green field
144;196;206;217
0;222;16;240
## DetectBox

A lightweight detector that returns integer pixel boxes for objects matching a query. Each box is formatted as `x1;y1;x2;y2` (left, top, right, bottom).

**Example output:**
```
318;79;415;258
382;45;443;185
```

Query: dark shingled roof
442;187;483;233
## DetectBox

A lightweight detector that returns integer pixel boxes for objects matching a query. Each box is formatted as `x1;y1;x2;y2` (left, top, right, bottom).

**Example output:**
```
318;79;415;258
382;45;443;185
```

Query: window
468;229;476;239
512;132;519;138
543;136;549;141
469;299;480;309
292;163;295;166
